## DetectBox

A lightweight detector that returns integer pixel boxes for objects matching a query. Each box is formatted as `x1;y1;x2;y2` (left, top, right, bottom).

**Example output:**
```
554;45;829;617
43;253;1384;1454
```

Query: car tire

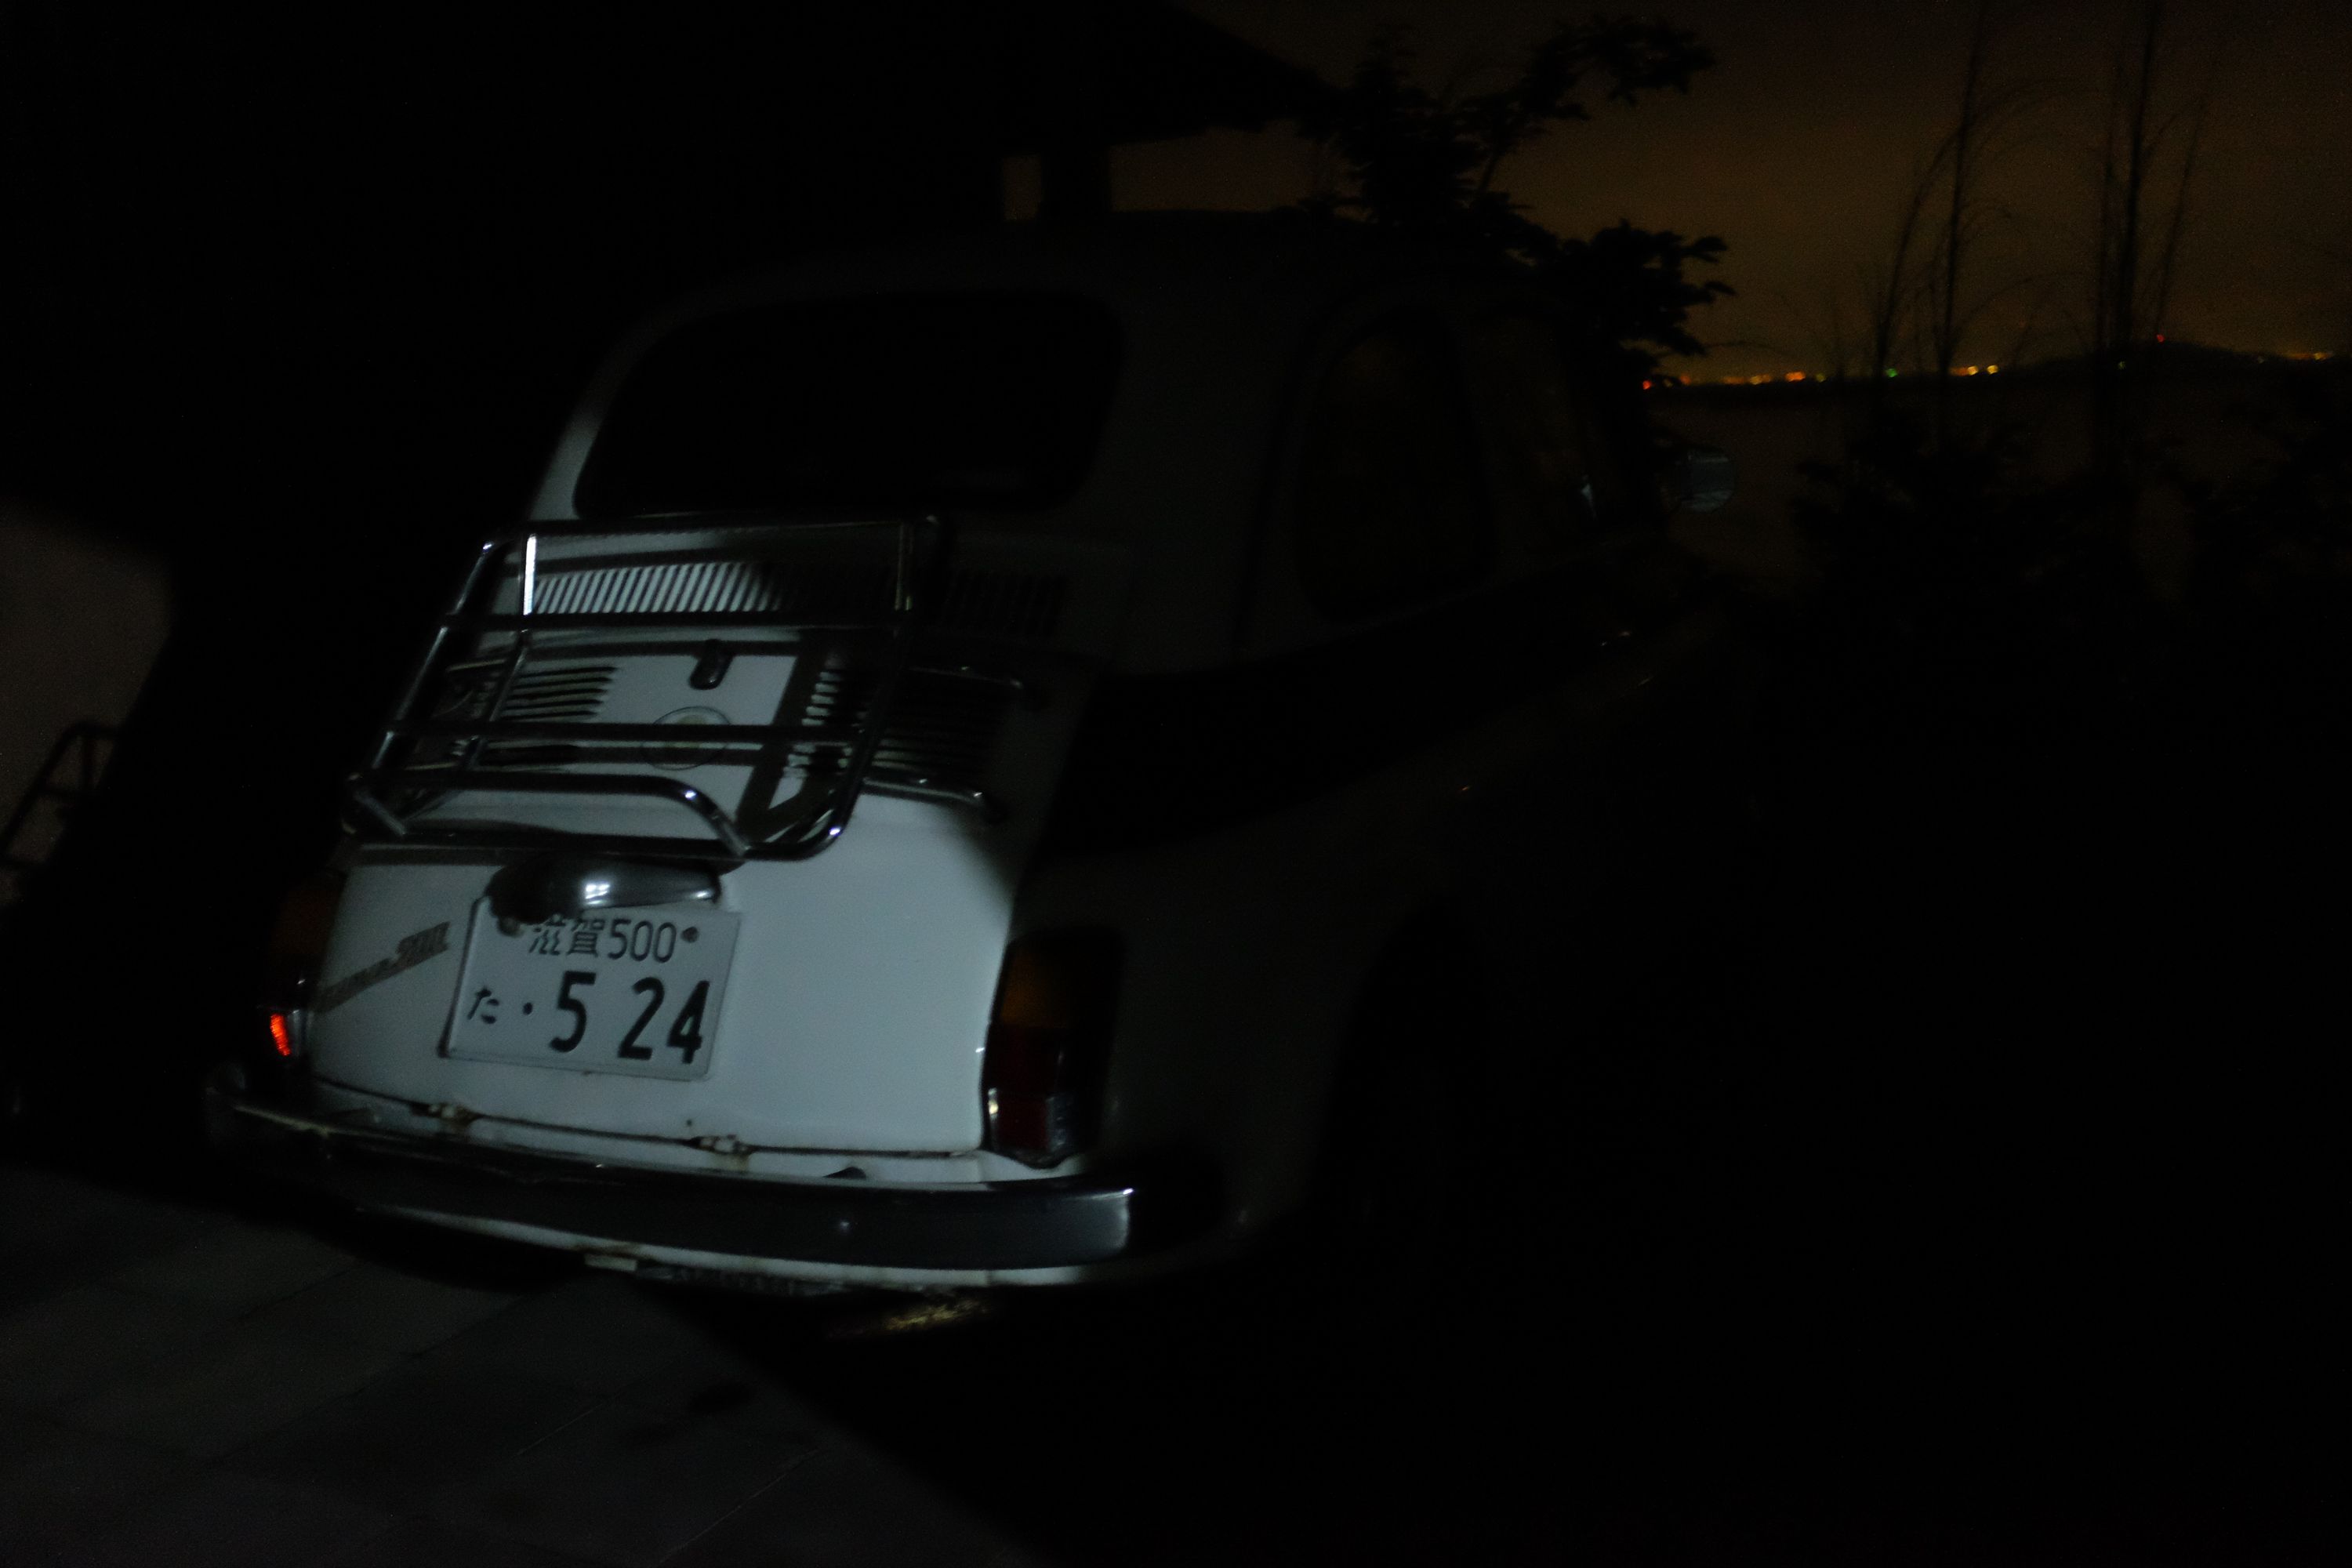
1301;931;1486;1334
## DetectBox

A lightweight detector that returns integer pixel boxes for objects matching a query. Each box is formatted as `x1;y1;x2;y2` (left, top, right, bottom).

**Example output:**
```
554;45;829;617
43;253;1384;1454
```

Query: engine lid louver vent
799;668;1014;795
427;662;616;769
931;570;1065;644
521;556;1067;644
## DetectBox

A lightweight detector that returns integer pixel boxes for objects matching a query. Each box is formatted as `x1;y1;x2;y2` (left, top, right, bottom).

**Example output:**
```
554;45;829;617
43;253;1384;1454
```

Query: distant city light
1661;351;2349;381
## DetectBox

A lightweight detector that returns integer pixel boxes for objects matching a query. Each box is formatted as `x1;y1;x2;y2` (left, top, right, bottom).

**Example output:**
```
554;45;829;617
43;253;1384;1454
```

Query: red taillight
982;929;1120;1167
256;871;334;1066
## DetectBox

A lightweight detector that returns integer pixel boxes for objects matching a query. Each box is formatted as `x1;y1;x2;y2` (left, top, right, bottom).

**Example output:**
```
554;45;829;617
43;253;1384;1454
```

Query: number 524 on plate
446;900;742;1080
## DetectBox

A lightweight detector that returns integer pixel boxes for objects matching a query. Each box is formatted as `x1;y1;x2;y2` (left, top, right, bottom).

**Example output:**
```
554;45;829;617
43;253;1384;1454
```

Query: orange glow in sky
1136;2;2352;378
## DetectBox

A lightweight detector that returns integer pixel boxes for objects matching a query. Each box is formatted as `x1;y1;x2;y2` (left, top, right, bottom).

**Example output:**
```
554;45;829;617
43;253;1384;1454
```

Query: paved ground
0;1163;1048;1567
5;1068;2334;1568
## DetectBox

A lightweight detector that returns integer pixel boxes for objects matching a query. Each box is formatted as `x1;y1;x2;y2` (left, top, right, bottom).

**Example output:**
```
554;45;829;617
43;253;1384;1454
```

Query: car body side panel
1009;576;1745;1246
1017;662;1597;1232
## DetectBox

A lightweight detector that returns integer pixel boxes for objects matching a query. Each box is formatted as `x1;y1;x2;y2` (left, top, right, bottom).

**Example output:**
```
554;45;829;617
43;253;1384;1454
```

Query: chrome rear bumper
205;1074;1218;1273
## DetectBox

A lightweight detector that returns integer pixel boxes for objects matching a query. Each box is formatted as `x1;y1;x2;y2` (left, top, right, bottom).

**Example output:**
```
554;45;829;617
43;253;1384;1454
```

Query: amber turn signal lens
982;929;1120;1167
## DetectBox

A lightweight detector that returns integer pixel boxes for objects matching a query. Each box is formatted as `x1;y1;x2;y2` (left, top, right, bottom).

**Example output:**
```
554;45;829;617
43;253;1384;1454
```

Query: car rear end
207;265;1247;1290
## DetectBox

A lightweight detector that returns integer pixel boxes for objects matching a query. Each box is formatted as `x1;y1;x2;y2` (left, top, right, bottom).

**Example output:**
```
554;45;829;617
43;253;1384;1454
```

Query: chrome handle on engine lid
485;851;721;925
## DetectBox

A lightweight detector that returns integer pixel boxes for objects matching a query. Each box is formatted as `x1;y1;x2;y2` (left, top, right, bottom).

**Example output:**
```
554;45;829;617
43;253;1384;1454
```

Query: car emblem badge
648;706;729;770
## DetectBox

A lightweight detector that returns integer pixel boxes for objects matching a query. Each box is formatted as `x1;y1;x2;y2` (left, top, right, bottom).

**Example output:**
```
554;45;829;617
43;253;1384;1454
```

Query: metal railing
344;516;1016;862
1;720;118;902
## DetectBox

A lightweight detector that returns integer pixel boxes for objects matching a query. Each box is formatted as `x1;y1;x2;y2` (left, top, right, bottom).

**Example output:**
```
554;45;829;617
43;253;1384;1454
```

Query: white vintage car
208;212;1748;1294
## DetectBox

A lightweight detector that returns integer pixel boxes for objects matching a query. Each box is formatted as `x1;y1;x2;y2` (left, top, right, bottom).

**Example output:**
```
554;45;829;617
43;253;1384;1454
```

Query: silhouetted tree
1924;1;2051;445
1823;1;2049;444
2086;0;2216;488
1296;20;1730;371
1859;140;1943;429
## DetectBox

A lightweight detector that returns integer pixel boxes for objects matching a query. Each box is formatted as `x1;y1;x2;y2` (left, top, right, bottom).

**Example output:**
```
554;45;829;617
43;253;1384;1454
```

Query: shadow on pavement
662;733;2338;1566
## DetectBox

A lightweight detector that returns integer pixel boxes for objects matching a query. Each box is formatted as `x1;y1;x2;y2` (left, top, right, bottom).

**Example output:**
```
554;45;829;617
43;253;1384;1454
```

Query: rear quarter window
1466;312;1606;557
1293;310;1494;623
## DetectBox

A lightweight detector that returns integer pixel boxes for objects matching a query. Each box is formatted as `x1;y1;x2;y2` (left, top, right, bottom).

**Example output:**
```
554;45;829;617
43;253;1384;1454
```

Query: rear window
575;293;1122;518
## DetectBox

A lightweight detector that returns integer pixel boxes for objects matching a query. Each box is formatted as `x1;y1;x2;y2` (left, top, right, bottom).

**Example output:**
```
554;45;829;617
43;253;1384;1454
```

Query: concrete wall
0;500;170;887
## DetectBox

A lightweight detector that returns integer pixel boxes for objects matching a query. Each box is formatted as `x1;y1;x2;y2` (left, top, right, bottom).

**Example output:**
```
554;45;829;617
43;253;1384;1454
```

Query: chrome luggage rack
345;515;1017;862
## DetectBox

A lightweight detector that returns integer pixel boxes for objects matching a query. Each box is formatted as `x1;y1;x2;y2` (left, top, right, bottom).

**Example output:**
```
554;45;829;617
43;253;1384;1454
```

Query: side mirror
1666;445;1737;514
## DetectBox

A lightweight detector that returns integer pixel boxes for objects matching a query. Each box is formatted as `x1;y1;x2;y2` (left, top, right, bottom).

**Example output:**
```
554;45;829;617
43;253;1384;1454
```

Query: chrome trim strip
389;720;866;746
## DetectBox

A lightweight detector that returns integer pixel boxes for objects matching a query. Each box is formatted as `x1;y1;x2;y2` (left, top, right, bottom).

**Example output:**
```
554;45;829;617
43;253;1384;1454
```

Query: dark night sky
1125;1;2352;379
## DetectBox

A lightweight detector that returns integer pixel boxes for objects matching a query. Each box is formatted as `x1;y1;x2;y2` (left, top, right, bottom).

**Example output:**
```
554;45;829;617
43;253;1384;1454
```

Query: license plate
446;900;740;1080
